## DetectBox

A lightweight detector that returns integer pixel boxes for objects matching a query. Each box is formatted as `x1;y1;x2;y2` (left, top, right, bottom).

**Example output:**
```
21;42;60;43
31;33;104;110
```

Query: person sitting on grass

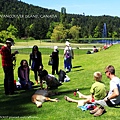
90;65;120;117
18;59;32;90
64;71;106;107
38;70;62;90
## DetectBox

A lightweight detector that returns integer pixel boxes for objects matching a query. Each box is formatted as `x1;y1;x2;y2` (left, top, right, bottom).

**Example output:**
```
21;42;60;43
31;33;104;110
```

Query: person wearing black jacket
29;45;43;85
50;46;59;75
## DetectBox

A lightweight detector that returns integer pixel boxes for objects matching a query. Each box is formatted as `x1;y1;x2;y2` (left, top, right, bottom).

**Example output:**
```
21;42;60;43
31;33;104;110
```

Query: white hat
54;46;58;50
65;41;70;46
6;38;14;46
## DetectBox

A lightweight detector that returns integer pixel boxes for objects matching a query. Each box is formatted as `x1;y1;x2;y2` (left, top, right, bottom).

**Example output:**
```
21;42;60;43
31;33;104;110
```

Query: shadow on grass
66;68;84;73
57;87;90;96
0;83;90;117
72;69;84;72
72;65;82;68
0;85;40;117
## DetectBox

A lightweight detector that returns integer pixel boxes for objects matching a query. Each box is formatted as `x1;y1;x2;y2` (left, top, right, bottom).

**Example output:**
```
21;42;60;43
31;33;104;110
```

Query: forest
0;0;120;43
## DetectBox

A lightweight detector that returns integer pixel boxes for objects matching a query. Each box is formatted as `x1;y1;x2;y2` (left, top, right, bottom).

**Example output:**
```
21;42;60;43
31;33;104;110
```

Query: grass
12;40;104;48
0;42;120;120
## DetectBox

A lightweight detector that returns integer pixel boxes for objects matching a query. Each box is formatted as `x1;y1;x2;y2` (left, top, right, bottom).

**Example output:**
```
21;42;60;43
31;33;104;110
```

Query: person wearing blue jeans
64;41;74;72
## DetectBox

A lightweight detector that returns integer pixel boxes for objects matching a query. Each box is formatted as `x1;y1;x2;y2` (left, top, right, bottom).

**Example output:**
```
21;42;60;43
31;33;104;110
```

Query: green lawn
0;43;120;120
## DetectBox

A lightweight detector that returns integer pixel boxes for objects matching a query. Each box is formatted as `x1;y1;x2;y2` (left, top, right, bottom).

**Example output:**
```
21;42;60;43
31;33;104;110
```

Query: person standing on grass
50;46;59;75
64;71;106;106
29;45;43;85
90;65;120;117
64;41;74;72
0;38;18;95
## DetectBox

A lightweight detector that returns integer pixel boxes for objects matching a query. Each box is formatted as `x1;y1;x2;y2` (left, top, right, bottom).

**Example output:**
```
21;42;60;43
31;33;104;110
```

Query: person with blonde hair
64;71;106;106
90;65;120;117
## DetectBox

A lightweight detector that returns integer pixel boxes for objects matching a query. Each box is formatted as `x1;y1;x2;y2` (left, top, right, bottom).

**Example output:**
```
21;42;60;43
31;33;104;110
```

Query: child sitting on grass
64;71;106;106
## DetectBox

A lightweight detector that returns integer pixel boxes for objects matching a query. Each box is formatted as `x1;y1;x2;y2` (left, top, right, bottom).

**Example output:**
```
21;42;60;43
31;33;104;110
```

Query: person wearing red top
1;38;18;95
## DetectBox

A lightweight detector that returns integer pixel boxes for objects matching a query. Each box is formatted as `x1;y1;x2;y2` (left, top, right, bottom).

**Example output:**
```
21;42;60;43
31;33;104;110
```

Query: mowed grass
0;43;120;120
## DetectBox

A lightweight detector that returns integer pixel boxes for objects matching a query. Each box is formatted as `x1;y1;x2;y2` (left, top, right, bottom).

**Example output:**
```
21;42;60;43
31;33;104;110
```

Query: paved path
12;46;94;50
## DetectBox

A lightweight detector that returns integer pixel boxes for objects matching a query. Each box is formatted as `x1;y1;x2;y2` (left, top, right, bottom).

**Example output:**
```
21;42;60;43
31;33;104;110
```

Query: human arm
38;52;43;70
71;49;74;59
63;48;67;58
29;53;32;66
39;76;43;89
104;88;119;101
18;67;26;81
12;50;19;56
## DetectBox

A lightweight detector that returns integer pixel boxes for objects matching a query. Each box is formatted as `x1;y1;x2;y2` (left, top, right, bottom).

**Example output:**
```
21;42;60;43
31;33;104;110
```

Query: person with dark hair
0;38;18;95
90;65;120;117
50;46;59;75
93;46;98;53
38;70;62;90
29;45;43;85
18;60;32;89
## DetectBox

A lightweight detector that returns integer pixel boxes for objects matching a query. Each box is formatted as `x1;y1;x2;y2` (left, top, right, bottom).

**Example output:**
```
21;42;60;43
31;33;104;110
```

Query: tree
93;26;100;38
0;30;16;43
7;24;18;37
51;23;68;42
112;31;118;38
69;26;80;40
46;22;59;38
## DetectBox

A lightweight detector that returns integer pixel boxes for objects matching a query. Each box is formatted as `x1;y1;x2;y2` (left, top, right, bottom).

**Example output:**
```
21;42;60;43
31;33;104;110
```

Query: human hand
29;66;31;69
104;97;109;102
39;66;42;70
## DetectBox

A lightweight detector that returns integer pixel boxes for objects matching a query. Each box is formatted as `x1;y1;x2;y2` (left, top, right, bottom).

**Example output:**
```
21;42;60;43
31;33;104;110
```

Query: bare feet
64;96;72;102
55;98;59;102
77;91;84;98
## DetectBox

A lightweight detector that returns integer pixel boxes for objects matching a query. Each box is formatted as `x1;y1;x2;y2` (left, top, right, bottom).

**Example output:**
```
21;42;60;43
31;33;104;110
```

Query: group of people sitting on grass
64;65;120;117
31;64;120;117
87;44;113;54
1;38;120;117
17;59;63;90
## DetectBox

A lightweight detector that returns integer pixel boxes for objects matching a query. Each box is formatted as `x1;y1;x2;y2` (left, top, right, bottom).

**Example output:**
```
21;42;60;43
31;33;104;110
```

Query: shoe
93;107;106;117
90;107;99;114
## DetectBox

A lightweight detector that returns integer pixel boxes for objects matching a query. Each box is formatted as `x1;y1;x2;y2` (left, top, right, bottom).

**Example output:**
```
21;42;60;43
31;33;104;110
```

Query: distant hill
0;0;120;39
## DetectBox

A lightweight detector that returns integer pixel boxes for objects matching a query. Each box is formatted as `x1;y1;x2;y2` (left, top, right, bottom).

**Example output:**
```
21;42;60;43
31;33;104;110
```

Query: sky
21;0;120;17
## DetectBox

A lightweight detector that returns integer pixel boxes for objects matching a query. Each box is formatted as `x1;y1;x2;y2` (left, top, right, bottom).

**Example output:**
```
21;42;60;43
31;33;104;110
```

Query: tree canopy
0;0;120;42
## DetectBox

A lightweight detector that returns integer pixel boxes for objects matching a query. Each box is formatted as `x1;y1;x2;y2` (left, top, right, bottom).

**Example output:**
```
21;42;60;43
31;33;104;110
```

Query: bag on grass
48;58;53;66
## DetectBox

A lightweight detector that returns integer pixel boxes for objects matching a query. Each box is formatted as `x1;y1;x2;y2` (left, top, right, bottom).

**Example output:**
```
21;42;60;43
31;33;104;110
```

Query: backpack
58;69;66;82
65;46;71;58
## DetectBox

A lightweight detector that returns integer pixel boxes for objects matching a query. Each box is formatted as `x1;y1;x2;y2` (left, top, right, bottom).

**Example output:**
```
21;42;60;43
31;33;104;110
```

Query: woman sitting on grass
18;59;32;90
64;71;106;106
